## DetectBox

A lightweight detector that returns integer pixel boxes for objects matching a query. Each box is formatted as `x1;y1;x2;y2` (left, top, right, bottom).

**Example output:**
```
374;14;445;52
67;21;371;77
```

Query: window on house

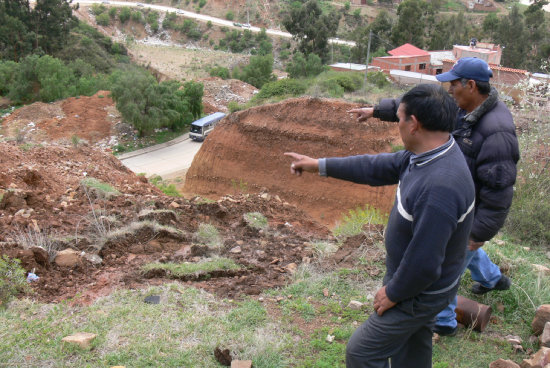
419;63;426;70
436;69;443;74
405;65;411;71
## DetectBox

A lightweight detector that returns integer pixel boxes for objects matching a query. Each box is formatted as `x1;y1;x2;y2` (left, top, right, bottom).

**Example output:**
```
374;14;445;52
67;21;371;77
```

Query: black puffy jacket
374;88;520;242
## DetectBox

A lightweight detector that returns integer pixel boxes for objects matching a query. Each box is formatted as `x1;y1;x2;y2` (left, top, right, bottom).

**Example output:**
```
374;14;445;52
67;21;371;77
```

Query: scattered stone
285;263;297;273
110;366;126;368
276;296;284;303
347;300;364;310
494;239;506;246
506;335;523;345
54;248;81;267
214;347;232;366
61;332;97;349
513;344;524;353
523;247;531;251
530;335;540;345
31;246;49;266
532;264;550;276
326;334;335;343
541;322;550;348
230;246;242;254
260;193;270;200
432;333;440;344
520;346;550;368
169;201;180;208
323;288;329;297
236;240;244;246
83;253;103;265
231;360;253;368
533;305;550;335
489;359;520;368
144;295;160;304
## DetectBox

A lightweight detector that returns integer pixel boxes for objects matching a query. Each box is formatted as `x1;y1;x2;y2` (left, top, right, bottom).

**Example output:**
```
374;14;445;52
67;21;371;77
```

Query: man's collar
464;87;499;124
410;137;455;167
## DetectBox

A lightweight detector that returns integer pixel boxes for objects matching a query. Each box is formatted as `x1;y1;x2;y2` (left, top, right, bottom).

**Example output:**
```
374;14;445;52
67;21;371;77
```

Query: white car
137;3;144;6
242;23;251;28
176;9;184;14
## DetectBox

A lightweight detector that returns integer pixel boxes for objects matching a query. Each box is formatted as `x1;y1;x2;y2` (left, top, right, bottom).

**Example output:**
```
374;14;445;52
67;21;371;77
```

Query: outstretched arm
284;152;319;176
347;107;374;122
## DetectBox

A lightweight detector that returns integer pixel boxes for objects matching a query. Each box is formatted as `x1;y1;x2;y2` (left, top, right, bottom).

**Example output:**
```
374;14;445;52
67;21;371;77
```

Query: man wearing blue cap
349;57;520;337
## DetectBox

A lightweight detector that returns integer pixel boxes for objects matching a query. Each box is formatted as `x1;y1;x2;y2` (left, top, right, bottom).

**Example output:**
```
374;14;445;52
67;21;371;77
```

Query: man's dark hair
401;84;457;133
459;78;491;95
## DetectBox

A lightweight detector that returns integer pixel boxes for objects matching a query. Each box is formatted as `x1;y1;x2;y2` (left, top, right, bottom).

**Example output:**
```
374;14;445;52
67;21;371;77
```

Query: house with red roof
370;43;432;74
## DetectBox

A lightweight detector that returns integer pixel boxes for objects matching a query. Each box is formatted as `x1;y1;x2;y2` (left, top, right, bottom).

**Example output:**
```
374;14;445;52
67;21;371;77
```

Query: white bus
189;112;226;142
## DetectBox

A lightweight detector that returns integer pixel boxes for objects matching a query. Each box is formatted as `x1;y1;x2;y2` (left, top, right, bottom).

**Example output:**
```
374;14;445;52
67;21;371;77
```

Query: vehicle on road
189;112;226;141
233;22;242;27
176;9;184;14
137;3;144;6
242;23;251;28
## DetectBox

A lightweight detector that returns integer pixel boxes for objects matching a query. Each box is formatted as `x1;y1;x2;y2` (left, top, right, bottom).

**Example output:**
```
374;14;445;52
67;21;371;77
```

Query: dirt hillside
184;97;402;226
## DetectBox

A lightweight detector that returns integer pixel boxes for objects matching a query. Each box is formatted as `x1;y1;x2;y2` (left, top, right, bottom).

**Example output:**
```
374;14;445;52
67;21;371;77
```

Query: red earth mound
183;97;402;227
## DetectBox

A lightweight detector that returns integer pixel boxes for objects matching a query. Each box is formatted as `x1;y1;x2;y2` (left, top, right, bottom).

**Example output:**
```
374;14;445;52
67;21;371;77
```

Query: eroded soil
1;94;400;306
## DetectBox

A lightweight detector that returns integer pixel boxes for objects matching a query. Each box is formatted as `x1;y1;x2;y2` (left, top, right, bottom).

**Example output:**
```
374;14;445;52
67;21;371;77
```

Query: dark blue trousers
346;285;458;368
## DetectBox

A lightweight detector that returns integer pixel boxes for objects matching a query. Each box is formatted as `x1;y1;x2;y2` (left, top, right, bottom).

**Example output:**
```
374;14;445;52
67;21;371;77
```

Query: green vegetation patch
333;205;388;239
142;257;241;277
80;177;120;197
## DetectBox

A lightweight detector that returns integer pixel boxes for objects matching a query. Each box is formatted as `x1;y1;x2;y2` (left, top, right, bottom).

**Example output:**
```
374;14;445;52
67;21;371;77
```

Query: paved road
73;0;356;46
118;135;202;179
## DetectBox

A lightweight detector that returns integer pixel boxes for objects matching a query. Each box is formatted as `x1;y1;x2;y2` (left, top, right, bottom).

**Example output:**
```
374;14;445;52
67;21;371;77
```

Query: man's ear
409;115;421;135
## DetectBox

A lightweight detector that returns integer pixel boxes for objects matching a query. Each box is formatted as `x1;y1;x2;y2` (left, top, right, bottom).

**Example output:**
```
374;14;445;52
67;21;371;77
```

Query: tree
391;0;431;49
286;52;325;78
232;54;276;88
428;12;475;51
33;0;75;54
282;0;341;61
494;5;527;68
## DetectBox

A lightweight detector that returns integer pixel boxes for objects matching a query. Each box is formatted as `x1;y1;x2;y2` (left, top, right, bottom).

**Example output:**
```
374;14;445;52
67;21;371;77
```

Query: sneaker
471;275;511;295
432;325;457;337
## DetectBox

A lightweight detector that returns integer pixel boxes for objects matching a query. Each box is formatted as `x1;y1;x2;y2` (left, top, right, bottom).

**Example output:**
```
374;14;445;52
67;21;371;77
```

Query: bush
225;10;234;20
119;7;132;23
243;212;268;230
366;71;390;89
286;52;326;78
255;78;307;100
0;256;28;308
131;11;144;23
195;223;221;248
91;3;107;15
96;12;111;26
333;205;388;239
232;54;276;89
209;66;230;79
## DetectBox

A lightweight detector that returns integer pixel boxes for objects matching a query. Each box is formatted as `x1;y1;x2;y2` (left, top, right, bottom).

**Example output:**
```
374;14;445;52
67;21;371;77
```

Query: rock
230;246;242;254
506;335;523;345
54;248;81;267
231;360;253;368
83;253;103;265
285;263;297;273
169;201;180;208
31;246;50;266
490;359;520;368
61;332;97;349
214;347;232;366
521;347;550;368
533;305;550;335
326;334;335;343
532;264;550;276
347;300;364;310
541;322;550;348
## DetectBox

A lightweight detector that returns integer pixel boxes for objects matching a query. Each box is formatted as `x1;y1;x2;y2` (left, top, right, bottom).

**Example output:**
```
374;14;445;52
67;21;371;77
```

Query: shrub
333;205;388;239
131;11;144;23
243;212;268;230
96;12;111;26
149;175;181;196
119;7;131;23
255;78;307;100
91;3;107;15
108;7;118;18
232;54;276;89
0;256;28;308
195;223;221;248
286;52;326;78
209;66;230;79
367;71;390;89
225;10;234;20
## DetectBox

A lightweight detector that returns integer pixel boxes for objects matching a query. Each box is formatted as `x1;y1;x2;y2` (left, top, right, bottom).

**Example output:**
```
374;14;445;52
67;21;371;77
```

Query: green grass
80;177;120;197
0;285;292;367
149;175;181;197
243;212;268;230
195;223;222;248
142;257;241;277
332;205;388;239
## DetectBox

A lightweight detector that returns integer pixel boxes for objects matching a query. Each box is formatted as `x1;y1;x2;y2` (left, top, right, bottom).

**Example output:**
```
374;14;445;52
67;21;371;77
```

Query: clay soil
184;97;401;226
1;91;400;306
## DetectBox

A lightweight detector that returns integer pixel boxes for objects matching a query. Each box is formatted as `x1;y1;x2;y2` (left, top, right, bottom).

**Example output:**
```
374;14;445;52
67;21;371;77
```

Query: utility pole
363;30;372;90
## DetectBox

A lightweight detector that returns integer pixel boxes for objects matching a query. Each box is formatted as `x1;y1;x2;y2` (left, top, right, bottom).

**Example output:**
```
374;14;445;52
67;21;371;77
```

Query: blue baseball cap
436;57;493;82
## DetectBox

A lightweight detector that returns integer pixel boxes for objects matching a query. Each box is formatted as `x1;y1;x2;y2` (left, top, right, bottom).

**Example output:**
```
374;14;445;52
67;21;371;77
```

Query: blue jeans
435;248;502;328
346;285;458;368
